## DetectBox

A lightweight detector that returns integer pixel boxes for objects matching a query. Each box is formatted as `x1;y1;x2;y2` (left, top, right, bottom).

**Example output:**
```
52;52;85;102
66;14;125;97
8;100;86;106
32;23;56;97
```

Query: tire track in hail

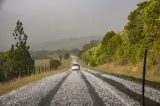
86;70;160;106
80;71;105;106
0;98;2;106
38;72;71;106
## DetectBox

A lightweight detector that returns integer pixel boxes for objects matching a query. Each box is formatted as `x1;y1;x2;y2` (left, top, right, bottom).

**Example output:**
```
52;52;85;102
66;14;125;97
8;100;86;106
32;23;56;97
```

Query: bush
63;53;70;59
49;59;61;69
80;0;160;69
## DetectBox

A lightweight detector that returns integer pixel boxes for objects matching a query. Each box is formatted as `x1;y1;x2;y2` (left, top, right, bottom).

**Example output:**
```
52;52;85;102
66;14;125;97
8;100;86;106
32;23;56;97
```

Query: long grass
0;58;71;96
35;59;50;71
80;60;160;83
95;63;160;83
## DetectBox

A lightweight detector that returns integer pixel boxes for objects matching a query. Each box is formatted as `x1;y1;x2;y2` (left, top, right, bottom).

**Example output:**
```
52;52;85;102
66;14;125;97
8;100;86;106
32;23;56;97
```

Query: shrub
63;53;70;59
49;59;61;69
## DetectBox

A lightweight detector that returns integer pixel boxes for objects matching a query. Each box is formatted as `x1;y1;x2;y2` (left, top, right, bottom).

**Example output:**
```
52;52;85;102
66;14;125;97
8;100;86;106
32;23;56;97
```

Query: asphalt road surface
0;57;160;106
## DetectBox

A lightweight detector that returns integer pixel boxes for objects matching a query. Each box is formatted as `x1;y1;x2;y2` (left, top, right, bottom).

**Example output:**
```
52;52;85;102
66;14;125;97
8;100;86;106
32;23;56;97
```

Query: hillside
80;0;160;82
31;36;102;51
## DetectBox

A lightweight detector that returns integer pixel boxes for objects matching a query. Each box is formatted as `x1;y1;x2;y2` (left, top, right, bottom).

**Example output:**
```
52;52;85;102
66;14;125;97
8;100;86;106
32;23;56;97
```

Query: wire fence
2;66;56;82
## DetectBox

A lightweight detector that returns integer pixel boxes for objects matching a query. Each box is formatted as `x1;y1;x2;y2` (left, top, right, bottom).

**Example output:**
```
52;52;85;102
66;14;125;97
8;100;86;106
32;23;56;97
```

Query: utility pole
142;49;147;106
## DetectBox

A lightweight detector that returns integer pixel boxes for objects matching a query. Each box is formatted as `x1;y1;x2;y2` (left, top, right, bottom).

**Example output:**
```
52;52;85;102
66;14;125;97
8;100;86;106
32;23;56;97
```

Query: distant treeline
31;40;100;59
0;21;34;81
80;0;160;69
31;49;71;59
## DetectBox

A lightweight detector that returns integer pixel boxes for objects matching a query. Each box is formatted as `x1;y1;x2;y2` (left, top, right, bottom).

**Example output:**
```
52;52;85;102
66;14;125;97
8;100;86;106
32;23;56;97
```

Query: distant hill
31;36;102;51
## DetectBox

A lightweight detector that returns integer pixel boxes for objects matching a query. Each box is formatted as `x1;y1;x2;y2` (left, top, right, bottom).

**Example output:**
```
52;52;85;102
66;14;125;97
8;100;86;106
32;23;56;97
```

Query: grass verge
80;60;160;90
0;58;71;96
35;59;50;71
95;63;160;83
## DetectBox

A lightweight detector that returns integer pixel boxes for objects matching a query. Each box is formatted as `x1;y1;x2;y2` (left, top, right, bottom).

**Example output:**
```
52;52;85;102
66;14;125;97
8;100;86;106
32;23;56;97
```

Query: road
0;57;160;106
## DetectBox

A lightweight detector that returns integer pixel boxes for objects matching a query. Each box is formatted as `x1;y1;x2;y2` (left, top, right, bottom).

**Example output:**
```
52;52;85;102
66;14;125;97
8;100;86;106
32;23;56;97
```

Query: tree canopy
0;20;34;81
80;0;160;67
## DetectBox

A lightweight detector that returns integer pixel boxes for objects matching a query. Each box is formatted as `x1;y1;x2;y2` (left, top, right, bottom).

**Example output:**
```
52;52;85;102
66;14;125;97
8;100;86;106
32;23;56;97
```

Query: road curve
0;68;160;106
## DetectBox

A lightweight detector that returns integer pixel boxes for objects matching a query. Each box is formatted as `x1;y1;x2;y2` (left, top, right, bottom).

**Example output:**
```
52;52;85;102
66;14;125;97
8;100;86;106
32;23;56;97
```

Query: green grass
35;59;50;71
34;58;71;71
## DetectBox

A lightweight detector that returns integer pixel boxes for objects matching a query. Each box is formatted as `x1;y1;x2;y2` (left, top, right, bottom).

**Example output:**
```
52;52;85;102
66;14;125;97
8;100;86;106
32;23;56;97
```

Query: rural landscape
0;0;160;106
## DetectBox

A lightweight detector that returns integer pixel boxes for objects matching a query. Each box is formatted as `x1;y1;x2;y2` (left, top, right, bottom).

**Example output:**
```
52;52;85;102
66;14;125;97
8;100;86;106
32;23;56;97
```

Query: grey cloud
0;0;144;51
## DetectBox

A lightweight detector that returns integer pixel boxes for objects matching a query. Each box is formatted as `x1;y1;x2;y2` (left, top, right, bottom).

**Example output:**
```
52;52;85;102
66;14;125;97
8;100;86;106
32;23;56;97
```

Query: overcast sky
0;0;144;50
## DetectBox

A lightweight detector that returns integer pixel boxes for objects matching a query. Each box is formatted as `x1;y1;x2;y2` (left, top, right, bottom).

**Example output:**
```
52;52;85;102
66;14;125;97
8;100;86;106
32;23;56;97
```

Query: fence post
28;68;30;76
39;67;41;74
18;68;21;78
42;67;44;72
4;72;7;81
142;49;148;106
34;67;36;75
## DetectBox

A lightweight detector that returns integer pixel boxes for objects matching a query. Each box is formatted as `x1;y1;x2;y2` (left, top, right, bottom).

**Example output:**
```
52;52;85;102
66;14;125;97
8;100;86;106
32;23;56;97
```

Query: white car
71;64;80;71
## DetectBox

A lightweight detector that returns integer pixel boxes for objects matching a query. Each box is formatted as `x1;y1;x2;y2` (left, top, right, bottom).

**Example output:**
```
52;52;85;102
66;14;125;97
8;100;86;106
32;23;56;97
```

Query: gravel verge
0;71;68;106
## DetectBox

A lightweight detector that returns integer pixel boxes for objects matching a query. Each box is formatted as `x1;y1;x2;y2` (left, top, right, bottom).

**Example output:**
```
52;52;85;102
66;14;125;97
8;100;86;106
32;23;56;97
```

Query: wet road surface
0;68;160;106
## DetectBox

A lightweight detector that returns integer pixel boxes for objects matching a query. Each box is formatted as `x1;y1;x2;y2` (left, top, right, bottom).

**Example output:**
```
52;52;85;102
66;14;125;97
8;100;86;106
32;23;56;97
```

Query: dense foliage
0;21;34;81
82;40;100;52
49;59;61;69
63;53;70;59
31;49;73;60
80;0;160;68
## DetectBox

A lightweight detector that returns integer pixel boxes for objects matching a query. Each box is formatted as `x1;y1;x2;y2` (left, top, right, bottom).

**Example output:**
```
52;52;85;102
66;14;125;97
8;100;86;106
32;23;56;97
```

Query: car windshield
0;0;160;106
72;64;80;66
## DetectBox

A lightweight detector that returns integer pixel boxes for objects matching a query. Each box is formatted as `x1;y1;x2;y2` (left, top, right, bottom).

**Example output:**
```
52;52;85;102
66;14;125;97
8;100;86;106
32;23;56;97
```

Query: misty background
0;0;143;51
